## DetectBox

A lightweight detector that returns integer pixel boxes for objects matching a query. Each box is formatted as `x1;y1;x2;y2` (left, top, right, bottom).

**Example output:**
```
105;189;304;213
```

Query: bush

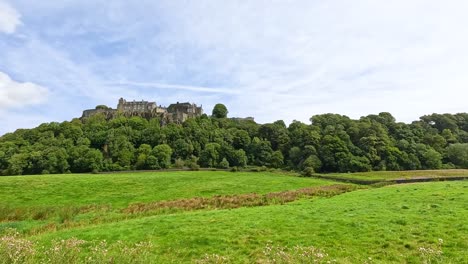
174;158;185;169
302;167;315;177
230;166;239;172
441;163;456;169
189;163;200;171
219;158;230;169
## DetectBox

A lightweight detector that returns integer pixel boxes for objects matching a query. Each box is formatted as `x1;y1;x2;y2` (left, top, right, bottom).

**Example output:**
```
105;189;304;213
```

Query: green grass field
0;171;336;208
321;169;468;182
0;171;342;234
0;171;466;263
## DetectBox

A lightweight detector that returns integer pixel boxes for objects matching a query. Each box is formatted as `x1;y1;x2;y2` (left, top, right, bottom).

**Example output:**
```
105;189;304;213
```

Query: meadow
0;171;466;263
320;169;468;183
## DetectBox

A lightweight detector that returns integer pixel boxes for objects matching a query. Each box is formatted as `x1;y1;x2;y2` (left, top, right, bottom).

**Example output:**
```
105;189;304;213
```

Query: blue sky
1;0;467;135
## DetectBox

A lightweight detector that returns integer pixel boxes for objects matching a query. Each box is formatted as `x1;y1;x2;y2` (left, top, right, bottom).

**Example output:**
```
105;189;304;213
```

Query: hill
1;111;467;176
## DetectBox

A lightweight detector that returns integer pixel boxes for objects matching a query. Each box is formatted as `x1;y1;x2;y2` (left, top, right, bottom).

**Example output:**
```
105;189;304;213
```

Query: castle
82;98;203;123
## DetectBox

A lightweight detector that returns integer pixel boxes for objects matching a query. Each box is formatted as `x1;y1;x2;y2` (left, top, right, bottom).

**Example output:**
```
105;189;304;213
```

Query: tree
70;146;103;172
172;139;194;160
302;155;322;172
152;144;173;169
7;153;28;175
259;122;290;152
412;143;442;170
232;129;251;149
318;135;349;172
446;143;468;168
1;105;467;176
212;104;228;118
231;149;248;167
288;147;303;168
269;151;284;168
199;143;221;167
248;137;273;166
106;134;135;170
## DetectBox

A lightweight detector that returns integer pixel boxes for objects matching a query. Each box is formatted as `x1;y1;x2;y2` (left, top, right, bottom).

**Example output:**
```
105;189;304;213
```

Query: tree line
0;104;467;176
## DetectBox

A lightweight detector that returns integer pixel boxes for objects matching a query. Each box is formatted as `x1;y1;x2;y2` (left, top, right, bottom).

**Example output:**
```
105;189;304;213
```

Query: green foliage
95;105;110;110
302;166;315;176
199;143;220;167
0;110;467;175
212;103;228;118
269;151;284;168
446;143;468;168
152;144;173;169
174;158;185;169
249;137;274;166
231;149;247;168
218;158;230;169
302;155;322;171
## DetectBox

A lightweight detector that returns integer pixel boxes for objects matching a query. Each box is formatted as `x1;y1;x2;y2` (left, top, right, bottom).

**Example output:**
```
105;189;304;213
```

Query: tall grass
0;229;154;264
0;205;110;223
0;232;445;264
122;184;356;215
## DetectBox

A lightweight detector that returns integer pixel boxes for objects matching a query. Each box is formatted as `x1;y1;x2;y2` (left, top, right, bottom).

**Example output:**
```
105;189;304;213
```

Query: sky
0;0;467;135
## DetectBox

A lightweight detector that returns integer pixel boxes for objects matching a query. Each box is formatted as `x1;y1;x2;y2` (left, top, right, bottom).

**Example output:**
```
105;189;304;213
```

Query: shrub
174;158;185;169
302;167;315;177
219;158;229;169
190;163;200;171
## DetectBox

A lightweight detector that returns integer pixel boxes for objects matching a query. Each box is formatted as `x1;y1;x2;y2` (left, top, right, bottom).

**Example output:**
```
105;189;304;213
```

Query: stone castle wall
81;98;204;123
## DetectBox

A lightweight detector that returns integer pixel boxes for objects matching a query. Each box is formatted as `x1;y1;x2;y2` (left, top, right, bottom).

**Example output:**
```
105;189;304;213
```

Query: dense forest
1;104;467;176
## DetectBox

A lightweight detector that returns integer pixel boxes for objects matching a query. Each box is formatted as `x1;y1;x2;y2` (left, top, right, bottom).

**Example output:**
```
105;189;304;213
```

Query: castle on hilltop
82;98;203;123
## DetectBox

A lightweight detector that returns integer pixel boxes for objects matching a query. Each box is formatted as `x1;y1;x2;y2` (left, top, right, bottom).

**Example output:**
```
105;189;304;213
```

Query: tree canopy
212;104;228;118
0;110;467;176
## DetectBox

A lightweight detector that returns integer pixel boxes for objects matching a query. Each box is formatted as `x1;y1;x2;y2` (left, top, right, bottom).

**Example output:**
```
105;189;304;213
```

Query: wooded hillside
1;106;467;176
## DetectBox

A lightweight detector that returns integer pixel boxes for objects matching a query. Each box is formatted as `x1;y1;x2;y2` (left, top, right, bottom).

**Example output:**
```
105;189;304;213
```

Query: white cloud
1;0;468;133
0;1;21;34
150;0;468;123
112;81;240;95
0;71;49;111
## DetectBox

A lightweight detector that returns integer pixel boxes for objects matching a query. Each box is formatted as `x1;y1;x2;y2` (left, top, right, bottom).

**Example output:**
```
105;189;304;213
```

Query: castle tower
117;98;125;110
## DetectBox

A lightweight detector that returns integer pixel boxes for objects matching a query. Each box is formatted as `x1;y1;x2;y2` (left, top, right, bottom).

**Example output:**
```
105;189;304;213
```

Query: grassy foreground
322;169;468;182
0;171;340;234
27;181;466;263
0;171;336;209
0;171;466;263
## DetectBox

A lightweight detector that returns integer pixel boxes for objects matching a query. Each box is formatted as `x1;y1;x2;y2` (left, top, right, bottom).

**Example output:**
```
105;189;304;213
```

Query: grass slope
322;169;468;182
30;181;468;263
0;171;336;209
0;171;342;235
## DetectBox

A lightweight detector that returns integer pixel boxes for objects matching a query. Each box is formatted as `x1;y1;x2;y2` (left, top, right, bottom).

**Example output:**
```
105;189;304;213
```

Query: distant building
81;98;204;123
117;98;157;113
167;102;203;123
